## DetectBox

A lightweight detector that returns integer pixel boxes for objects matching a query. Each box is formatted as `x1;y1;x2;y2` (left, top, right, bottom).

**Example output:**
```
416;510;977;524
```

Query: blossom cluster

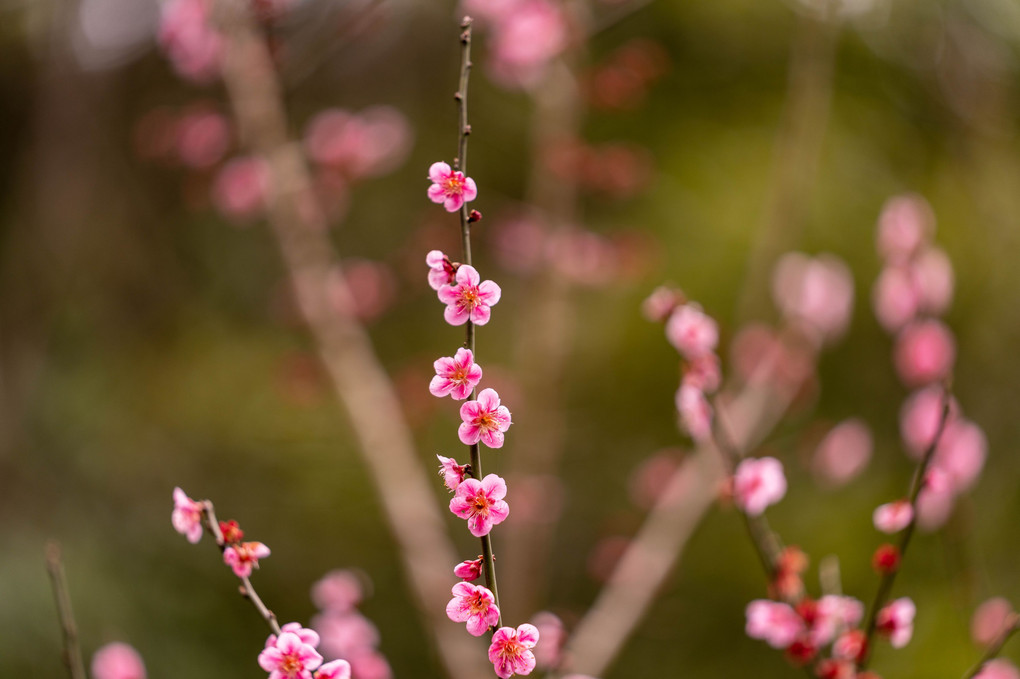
311;570;393;679
172;487;271;578
259;623;351;679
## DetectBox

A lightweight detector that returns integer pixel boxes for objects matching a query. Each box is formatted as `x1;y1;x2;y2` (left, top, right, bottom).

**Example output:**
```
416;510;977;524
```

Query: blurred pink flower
642;285;682;322
314;612;379;660
813;596;865;647
487;0;567;88
157;0;222;83
733;457;787;516
893;319;956;387
676;384;712;442
437;265;501;326
530;612;565;670
899;386;958;459
873;500;913;534
212;156;271;221
312;570;363;614
913;247;954;315
430;348;483;400
915;483;956;532
427;162;477;212
327;260;397;322
447;582;501;636
305;108;412;180
348;650;392;679
450;474;510;537
91;642;146;679
745;600;804;649
490;216;548;275
459;388;512;448
876;597;916;648
546;229;618;287
628;452;680;510
172;487;204;543
258;631;323;679
223;541;270;578
176;106;230;168
812;418;872;487
488;624;540;679
873;265;921;333
682;353;721;393
971;598;1015;647
975;660;1020;679
665;304;718;359
876;194;934;263
436;454;467;492
771;252;854;344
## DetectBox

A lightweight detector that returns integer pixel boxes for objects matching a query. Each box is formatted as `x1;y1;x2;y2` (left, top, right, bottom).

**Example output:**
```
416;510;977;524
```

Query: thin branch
45;541;87;679
963;615;1020;679
858;383;953;669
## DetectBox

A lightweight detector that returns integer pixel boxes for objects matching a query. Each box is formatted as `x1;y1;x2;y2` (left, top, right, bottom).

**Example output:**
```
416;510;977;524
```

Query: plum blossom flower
313;612;379;660
223;541;270;578
975;660;1020;679
812;418;872;487
876;597;916;648
430;348;483;400
314;660;351;679
459;388;512;448
450;474;510;537
972;598;1016;647
437;265;502;326
893;319;956;387
488;624;540;679
427;161;477;212
212;156;272;221
876;194;934;263
900;386;958;458
831;630;867;663
530;612;565;670
745;600;804;649
172;487;204;543
812;596;865;646
311;570;363;614
873;500;914;534
258;631;323;679
733;457;787;517
454;556;484;581
446;582;501;636
437;455;467;491
665;304;718;359
675;384;712;442
771;252;854;344
91;642;146;679
682;353;721;393
426;250;458;290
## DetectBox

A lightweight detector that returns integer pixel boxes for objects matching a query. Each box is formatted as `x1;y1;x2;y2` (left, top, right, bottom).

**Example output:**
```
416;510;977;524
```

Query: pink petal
488;500;510;525
426;250;446;267
458;422;482;445
444;194;464;212
462;177;478;202
437;285;461;305
480;474;508;500
470;304;492;326
476;388;500;411
466;615;491;636
444;305;470;326
456;265;481;287
428;162;451;183
517;623;540;647
467;514;493;537
427;184;447;204
430;376;454;397
477;280;502;305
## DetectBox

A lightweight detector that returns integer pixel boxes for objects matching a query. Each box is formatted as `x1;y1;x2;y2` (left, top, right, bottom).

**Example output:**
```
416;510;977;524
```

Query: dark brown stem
963;615;1020;679
45;541;87;679
858;384;953;669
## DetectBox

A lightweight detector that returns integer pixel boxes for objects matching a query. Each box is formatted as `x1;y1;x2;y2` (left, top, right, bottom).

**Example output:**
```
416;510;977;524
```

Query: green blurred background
1;0;1019;677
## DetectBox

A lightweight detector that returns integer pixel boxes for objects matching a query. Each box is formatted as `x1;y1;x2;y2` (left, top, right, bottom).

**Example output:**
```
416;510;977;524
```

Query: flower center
469;592;489;614
280;653;303;678
476;411;496;431
473;494;492;514
444;175;464;195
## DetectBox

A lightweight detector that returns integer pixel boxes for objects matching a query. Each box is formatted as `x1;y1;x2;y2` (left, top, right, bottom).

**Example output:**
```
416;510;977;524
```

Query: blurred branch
211;2;486;677
45;541;87;679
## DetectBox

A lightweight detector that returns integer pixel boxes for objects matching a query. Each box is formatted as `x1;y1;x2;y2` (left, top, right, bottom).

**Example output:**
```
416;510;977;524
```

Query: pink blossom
314;660;351;679
642;285;682;322
348;651;392;679
449;474;510;537
530;612;565;670
91;642;146;679
913;247;954;315
873;500;914;533
446;582;501;636
488;624;540;679
546;229;618;288
876;194;934;263
665;304;718;359
426;250;458;290
305;107;412;180
873;265;921;332
437;454;467;491
311;570;363;614
427;161;477;212
745;600;804;649
488;0;568;88
437;265;502;326
900;386;958;458
975;660;1020;679
733;457;787;516
258;631;323;679
812;418;872;487
459;388;512;448
454;557;484;581
971;598;1015;647
771;252;854;343
157;0;222;84
176;107;230;168
313;612;379;659
430;348;483;400
933;418;987;492
266;623;321;650
223;541;270;578
172;487;204;543
831;630;867;663
490;216;547;275
893;319;956;387
675;384;713;442
876;597;916;648
812;596;865;647
682;353;721;393
212;156;272;221
915;483;956;532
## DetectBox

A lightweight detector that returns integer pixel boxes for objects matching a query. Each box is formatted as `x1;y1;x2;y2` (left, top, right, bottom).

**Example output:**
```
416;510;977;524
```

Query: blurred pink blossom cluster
871;196;987;531
157;0;223;83
311;571;392;679
306;108;414;183
771;252;854;348
544;139;655;199
462;0;569;89
584;39;669;111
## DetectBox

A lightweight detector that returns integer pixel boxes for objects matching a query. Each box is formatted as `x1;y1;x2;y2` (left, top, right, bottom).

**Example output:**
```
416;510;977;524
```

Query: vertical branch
45;541;87;679
211;1;486;676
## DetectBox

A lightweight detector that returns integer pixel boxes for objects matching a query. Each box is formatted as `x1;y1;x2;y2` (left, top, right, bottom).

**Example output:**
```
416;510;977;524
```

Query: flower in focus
446;582;501;636
437;454;467;492
665;304;718;359
426;250;458;290
223;541;270;578
454;556;484;581
430;348;483;400
459;388;512;448
314;660;352;679
172;487;204;543
427;161;477;212
450;474;510;537
876;597;916;648
258;631;323;679
873;500;913;534
745;600;804;649
91;642;146;679
733;457;787;517
437;265;502;326
488;624;540;679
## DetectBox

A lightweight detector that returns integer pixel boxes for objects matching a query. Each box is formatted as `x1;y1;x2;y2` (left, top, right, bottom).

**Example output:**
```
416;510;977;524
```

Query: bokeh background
1;0;1019;677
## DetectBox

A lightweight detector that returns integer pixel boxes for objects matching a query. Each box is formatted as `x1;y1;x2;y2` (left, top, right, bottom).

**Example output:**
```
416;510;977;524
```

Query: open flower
447;582;501;636
437;265;501;326
427;161;477;212
430;348;483;400
876;597;916;648
450;474;510;537
224;541;270;578
488;624;540;679
172;487;204;544
665;304;718;359
258;631;323;679
459;388;512;448
733;457;787;516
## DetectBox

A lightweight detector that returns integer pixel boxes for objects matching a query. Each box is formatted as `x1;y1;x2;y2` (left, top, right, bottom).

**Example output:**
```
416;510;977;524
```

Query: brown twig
211;1;487;676
45;541;87;679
